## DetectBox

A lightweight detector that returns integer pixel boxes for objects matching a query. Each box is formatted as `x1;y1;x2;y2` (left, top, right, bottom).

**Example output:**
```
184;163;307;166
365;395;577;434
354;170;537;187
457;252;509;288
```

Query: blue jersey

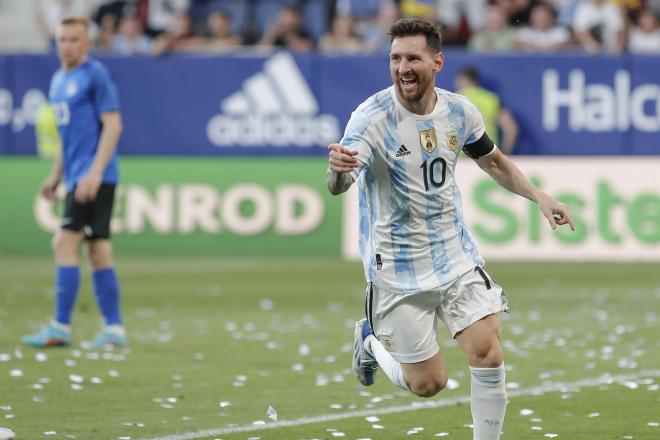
49;58;120;191
343;86;496;294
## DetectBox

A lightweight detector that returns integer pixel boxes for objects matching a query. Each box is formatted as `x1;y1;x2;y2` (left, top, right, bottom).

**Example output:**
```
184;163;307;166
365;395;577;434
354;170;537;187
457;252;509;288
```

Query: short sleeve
463;99;486;145
92;64;120;115
340;110;375;181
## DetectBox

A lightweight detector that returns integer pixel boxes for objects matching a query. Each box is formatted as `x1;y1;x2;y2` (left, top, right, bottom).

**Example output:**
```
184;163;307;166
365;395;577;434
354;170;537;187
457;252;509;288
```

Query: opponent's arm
476;148;575;231
327;143;358;195
74;111;122;203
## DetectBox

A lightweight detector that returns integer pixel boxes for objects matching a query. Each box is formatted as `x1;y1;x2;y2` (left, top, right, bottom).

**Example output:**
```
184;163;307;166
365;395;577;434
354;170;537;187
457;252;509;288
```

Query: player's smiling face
390;35;443;112
56;23;90;70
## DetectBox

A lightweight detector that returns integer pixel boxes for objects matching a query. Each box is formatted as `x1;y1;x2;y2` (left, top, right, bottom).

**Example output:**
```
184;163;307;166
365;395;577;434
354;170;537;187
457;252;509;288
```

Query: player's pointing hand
538;195;575;231
328;143;359;173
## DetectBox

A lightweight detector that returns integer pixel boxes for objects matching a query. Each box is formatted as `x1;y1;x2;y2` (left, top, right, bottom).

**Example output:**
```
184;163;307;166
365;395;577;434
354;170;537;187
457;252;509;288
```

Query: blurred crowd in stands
33;0;660;55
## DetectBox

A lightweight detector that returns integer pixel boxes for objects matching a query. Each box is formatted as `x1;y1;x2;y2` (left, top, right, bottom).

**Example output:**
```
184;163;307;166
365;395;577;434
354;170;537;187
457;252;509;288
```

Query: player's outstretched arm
327;143;358;195
475;149;575;231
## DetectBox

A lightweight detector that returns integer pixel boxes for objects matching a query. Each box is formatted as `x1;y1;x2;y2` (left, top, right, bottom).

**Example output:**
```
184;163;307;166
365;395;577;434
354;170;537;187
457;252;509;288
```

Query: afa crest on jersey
419;128;437;153
447;133;459;150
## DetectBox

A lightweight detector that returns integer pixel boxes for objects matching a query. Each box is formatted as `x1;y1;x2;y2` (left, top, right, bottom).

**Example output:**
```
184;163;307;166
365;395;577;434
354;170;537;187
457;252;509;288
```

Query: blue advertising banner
0;52;658;156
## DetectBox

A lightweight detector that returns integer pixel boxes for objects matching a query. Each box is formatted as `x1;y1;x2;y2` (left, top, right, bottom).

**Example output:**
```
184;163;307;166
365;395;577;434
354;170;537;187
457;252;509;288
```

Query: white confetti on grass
9;369;23;377
35;352;48;362
139;370;660;440
588;412;600;418
648;422;659;427
69;374;84;384
365;416;380;423
298;344;310;356
434;433;449;437
544;434;559;438
0;353;11;362
520;409;534;416
266;406;277;422
445;379;460;390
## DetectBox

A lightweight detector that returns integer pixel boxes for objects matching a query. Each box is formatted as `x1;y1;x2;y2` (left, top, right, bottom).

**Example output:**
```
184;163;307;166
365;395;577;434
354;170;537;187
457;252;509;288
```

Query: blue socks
54;266;80;325
92;268;122;325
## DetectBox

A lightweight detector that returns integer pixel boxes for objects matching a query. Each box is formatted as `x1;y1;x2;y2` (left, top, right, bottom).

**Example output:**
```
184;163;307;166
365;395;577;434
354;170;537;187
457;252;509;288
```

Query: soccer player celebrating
327;18;574;440
23;16;126;350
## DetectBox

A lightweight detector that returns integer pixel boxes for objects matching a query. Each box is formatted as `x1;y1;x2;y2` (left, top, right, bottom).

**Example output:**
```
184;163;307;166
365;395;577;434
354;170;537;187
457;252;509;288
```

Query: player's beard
395;75;431;105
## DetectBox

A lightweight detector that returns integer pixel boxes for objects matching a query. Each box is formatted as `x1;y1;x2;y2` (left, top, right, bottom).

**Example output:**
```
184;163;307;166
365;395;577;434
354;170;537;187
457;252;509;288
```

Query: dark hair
388;18;442;53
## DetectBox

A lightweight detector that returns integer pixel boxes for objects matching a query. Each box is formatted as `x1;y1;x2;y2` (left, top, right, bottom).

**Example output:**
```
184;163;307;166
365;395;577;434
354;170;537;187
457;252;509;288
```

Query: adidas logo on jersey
396;145;411;157
206;52;340;148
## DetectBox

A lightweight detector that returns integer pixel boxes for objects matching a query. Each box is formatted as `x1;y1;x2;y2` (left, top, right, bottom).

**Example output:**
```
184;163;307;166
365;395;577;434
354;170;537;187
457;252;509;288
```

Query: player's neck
395;88;437;115
61;54;89;72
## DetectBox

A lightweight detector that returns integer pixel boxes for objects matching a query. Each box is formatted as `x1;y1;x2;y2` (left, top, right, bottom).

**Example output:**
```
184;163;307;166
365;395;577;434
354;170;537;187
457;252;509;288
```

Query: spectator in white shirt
628;9;660;53
572;0;626;54
516;3;573;51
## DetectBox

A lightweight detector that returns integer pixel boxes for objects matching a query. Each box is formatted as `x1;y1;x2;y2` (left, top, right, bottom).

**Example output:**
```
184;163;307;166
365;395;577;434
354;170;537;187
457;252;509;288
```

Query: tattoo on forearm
327;168;352;194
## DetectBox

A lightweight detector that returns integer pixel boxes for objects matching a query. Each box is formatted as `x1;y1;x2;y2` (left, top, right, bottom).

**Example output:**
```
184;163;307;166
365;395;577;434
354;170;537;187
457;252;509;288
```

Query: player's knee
470;343;504;368
409;374;447;398
87;242;113;269
52;233;76;260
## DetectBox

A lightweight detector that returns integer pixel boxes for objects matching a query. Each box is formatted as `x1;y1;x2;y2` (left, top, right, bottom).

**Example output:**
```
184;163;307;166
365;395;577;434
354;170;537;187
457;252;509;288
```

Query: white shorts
365;266;509;364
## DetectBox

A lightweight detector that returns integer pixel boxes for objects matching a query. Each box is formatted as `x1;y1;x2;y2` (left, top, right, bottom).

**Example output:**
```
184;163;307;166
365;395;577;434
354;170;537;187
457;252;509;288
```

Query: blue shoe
89;328;126;350
22;323;71;348
353;318;378;386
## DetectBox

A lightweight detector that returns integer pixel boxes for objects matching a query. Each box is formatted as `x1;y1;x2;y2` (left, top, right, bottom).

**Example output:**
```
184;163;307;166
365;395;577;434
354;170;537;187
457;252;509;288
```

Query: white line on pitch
141;369;660;440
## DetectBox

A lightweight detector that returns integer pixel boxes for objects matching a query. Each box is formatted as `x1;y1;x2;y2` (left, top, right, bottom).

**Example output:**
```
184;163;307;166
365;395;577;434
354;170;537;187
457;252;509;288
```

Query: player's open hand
538;194;575;231
75;171;102;204
328;143;359;173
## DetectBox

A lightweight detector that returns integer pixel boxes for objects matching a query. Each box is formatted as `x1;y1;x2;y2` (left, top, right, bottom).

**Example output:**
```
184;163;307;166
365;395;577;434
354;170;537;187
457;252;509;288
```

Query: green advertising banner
0;158;341;256
2;157;658;260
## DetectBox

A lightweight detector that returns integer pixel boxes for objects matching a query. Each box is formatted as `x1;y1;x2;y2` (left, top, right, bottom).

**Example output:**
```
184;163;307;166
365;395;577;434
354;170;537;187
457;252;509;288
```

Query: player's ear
434;52;444;73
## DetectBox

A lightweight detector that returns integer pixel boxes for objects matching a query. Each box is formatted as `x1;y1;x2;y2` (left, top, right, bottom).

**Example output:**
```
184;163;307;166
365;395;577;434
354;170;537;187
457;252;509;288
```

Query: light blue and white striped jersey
342;86;496;294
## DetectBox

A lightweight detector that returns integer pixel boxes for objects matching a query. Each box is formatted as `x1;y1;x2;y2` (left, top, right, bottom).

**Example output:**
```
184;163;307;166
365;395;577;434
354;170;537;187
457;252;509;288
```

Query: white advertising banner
342;157;660;262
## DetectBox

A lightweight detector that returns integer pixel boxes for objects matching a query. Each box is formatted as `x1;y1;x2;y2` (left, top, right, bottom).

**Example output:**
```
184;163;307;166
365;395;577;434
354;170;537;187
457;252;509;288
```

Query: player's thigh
438;266;508;339
368;283;441;364
87;184;116;240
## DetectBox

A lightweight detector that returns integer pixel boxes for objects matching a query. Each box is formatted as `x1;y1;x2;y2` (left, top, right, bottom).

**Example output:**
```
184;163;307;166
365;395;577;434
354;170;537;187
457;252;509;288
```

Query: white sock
470;364;507;440
365;334;410;391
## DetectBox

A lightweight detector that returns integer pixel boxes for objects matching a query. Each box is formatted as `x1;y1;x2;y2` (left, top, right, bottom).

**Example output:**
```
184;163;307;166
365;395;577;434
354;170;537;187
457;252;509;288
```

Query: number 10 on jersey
420;158;447;191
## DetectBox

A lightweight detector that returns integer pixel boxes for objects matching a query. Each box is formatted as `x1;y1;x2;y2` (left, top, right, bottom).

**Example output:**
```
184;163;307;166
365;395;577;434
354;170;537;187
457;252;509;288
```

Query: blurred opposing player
22;16;126;350
327;18;574;440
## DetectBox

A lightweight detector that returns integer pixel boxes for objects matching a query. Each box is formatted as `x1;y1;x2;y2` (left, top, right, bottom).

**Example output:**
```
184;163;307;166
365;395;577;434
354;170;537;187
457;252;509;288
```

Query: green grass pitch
1;256;659;439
